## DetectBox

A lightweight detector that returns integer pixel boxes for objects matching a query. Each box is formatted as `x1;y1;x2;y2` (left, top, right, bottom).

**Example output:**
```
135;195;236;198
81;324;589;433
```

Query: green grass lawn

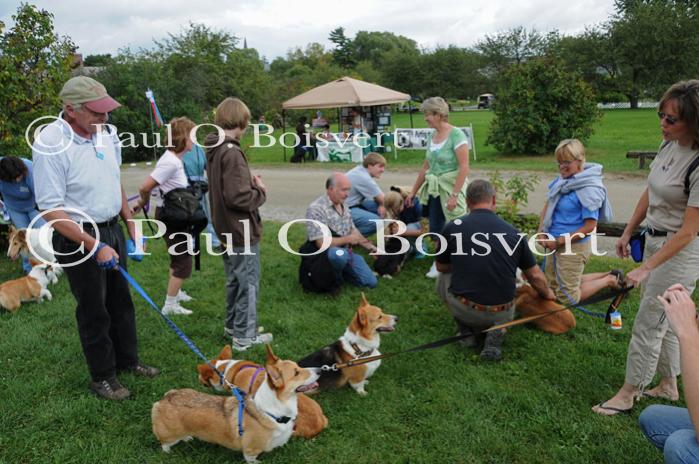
243;109;662;174
0;222;687;463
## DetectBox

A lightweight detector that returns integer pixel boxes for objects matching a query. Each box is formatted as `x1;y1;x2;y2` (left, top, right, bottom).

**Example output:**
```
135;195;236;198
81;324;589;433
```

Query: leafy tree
328;27;355;68
352;31;418;69
475;27;556;78
95;22;273;161
83;54;113;66
421;46;487;99
487;57;601;155
0;3;74;156
556;1;699;107
607;0;699;107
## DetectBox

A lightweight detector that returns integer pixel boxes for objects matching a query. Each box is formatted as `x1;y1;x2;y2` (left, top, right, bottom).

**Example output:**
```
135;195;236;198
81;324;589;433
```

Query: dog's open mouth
296;381;318;393
376;326;395;333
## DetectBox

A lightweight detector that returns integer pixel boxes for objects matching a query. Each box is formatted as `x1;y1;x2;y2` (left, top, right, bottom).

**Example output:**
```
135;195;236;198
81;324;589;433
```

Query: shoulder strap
684;153;699;195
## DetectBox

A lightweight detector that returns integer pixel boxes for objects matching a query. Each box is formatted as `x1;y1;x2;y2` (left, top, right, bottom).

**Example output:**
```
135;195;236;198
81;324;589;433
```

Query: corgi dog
7;225;61;277
197;346;328;439
298;293;397;396
152;345;319;464
0;263;53;312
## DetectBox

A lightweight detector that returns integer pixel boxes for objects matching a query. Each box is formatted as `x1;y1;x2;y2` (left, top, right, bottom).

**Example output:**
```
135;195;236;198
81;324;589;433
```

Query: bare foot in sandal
642;377;680;401
592;383;639;416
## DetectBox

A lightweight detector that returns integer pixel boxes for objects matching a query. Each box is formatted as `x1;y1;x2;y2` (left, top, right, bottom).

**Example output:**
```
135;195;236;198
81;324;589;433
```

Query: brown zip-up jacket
204;134;266;247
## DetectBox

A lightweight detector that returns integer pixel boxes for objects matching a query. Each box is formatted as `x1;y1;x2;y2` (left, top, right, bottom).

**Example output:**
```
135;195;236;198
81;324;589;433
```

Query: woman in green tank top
407;97;470;278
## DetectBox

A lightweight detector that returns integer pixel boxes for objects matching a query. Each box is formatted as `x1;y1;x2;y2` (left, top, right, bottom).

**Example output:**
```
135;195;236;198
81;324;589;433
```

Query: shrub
489;171;540;233
486;57;601;155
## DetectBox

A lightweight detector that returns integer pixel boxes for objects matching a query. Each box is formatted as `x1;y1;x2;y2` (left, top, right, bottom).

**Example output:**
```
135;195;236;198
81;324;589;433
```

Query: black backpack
298;240;341;294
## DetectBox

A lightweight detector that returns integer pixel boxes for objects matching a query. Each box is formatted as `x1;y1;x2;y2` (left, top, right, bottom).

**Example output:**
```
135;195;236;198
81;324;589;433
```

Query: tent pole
337;107;341;133
408;100;414;128
282;109;286;162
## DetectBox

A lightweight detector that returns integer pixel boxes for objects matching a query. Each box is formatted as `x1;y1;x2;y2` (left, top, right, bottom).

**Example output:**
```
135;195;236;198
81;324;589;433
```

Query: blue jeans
639;405;699;464
350;199;382;237
427;195;446;235
327;246;377;288
7;208;46;273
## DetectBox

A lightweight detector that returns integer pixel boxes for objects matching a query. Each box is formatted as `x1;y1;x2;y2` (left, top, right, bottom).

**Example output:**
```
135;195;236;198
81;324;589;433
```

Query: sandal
593;401;633;416
609;269;625;289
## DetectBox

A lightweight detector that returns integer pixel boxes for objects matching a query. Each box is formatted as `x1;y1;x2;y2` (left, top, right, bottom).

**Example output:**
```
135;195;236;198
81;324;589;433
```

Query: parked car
477;93;495;109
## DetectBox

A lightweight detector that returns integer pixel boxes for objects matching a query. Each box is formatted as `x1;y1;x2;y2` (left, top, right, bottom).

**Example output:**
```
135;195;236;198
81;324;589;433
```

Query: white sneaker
161;302;193;316
231;332;274;351
425;262;440;279
176;289;193;303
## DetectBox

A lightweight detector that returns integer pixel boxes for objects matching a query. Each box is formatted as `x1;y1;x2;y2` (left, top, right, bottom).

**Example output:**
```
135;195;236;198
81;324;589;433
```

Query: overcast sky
1;0;616;60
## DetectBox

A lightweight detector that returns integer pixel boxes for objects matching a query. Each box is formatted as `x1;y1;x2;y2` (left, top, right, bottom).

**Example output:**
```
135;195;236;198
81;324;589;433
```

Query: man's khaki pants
544;240;591;304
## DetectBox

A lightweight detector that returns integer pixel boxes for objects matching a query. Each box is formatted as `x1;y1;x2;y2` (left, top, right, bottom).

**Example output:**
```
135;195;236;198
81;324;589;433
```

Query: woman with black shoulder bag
133;117;204;316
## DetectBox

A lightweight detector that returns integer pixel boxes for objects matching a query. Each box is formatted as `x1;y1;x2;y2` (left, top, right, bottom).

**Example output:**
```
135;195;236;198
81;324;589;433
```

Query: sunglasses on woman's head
658;111;679;125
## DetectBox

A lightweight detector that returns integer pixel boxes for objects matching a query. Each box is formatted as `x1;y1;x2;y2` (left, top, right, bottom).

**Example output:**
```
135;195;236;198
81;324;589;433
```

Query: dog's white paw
182;436;193;442
382;274;393;279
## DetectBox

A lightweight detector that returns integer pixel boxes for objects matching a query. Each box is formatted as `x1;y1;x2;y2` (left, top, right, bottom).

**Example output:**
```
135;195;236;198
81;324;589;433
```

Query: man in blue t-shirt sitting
436;179;555;361
346;153;386;237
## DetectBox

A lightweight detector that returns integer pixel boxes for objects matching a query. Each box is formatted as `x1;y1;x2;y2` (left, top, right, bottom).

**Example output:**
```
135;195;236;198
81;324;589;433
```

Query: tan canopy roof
282;76;410;110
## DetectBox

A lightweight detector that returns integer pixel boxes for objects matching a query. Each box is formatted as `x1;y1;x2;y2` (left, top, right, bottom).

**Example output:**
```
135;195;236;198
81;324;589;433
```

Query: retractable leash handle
605;286;629;325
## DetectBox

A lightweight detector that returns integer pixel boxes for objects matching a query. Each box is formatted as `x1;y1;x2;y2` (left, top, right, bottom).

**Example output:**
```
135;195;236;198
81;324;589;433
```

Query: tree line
1;1;698;160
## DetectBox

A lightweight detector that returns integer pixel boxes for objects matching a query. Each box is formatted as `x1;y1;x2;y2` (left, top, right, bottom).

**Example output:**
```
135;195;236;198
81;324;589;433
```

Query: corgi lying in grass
298;293;397;396
0;263;54;312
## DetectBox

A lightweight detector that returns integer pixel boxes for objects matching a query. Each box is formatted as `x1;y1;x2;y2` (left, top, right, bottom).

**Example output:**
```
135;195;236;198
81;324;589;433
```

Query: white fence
597;101;659;109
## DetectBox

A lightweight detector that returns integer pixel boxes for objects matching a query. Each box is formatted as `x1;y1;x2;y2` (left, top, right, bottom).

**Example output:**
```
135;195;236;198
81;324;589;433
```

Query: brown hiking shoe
125;363;160;378
90;378;130;401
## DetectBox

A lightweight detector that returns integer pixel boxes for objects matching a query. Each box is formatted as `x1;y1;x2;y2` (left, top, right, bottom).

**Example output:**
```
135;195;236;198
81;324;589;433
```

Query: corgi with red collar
197;346;328;439
152;345;319;463
298;293;397;396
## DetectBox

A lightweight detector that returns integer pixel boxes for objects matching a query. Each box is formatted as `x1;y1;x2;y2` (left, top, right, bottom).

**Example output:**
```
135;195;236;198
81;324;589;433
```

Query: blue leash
545;254;607;319
117;265;246;436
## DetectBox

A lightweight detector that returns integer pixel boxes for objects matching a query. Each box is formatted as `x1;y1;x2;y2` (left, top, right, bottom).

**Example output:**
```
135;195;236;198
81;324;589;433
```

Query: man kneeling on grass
435;179;555;361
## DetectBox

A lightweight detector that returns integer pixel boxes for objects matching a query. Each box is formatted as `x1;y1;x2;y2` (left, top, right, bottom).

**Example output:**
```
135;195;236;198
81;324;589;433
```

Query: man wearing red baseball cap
33;76;158;401
59;75;121;138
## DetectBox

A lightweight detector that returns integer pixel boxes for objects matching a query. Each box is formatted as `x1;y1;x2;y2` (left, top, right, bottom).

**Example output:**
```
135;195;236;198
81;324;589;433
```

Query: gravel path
121;164;647;253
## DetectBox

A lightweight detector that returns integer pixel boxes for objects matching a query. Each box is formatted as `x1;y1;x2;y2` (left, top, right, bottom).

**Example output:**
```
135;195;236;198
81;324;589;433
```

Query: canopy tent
281;77;412;161
282;76;410;109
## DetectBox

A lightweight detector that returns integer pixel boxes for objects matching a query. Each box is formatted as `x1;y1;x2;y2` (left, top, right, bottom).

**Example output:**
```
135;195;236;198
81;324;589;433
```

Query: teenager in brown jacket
205;97;272;351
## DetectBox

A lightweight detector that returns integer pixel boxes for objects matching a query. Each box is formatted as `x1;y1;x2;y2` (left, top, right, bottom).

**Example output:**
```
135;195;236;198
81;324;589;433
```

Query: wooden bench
626;151;657;169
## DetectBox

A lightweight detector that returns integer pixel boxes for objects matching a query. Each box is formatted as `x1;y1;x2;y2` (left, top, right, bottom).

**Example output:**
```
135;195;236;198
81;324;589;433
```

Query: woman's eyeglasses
658;112;679;125
556;160;575;167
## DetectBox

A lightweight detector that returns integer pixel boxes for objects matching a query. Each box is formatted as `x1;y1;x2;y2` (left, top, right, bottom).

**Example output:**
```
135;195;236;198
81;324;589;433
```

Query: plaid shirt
305;194;354;242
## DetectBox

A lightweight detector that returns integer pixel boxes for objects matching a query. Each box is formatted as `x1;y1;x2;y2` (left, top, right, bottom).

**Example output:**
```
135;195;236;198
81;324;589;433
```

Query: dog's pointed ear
216;345;232;360
266;364;284;389
357;306;368;327
197;363;216;385
17;230;26;240
265;344;279;365
8;225;15;234
359;292;369;307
